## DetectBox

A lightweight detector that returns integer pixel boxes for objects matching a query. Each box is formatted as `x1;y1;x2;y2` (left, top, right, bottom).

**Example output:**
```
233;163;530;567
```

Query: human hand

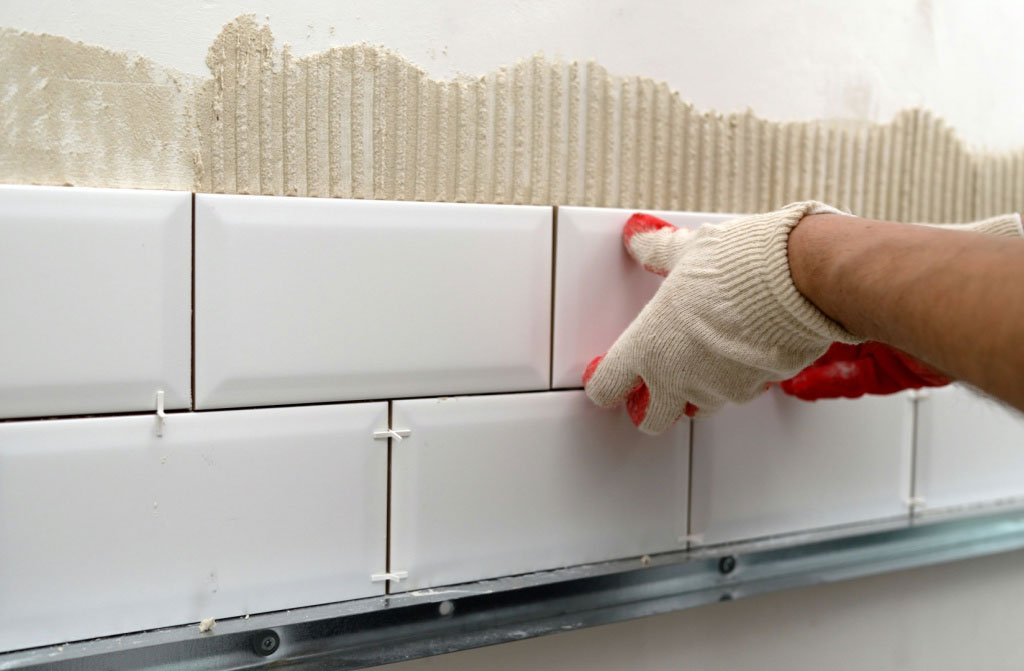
582;202;860;434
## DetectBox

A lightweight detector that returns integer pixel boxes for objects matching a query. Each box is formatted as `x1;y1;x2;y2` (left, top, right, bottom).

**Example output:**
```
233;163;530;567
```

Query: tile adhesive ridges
4;14;1024;221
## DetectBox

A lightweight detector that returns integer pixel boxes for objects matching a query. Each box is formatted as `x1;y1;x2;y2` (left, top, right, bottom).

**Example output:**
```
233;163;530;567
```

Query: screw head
252;630;280;657
718;555;737;575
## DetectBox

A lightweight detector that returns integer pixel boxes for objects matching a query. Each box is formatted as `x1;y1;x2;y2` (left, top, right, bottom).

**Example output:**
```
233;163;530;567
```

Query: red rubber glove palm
779;342;951;400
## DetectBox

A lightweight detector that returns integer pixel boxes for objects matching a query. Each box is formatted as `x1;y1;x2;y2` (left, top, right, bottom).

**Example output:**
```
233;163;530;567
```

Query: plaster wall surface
4;2;1023;218
2;0;1023;150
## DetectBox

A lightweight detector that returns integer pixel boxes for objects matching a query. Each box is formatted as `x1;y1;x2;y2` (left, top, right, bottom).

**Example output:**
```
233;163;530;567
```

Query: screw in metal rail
252;630;280;657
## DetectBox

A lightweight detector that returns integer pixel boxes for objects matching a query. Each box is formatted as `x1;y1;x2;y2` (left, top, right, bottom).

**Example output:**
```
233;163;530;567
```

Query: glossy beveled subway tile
195;194;552;409
914;385;1024;515
690;389;914;546
389;390;690;592
0;185;191;419
0;402;388;652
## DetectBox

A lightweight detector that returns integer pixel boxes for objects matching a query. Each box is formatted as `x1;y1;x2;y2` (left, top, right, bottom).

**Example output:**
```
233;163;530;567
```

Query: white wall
2;0;1024;150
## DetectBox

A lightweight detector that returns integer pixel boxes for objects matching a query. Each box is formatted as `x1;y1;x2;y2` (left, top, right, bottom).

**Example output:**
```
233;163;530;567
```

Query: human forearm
789;214;1024;410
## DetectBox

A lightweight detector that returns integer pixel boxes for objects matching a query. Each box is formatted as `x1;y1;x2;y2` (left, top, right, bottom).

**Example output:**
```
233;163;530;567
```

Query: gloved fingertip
638;417;675;436
582;354;605;386
637;391;692;435
584;355;642;408
622;212;676;248
625;382;650;427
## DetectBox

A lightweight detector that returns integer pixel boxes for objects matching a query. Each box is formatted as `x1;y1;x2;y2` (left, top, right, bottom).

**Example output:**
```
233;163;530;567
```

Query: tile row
3;384;1024;651
0;186;737;417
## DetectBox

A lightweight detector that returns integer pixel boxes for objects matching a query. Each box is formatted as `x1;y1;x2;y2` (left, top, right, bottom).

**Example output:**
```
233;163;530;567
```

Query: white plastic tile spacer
371;570;408;583
907;389;931;402
904;496;926;509
155;390;166;438
679;533;704;545
373;429;411;442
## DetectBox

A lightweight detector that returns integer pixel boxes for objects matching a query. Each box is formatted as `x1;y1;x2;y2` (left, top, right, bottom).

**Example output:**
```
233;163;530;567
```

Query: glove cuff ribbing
711;201;863;362
919;212;1023;238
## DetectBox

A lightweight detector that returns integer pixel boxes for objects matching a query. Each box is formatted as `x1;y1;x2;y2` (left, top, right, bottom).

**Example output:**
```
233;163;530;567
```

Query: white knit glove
583;201;856;434
583;202;1023;434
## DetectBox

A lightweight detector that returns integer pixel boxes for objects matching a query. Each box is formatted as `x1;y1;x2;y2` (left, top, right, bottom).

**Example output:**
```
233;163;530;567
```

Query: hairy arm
789;214;1024;411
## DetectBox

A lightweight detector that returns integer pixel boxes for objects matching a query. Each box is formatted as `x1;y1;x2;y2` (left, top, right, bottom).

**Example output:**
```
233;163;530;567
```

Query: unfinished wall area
3;15;1024;221
0;29;197;192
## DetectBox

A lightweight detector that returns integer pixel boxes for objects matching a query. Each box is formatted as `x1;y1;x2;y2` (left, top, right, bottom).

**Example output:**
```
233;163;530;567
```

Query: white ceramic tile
0;403;388;652
195;195;552;409
690;389;913;546
0;185;191;419
914;385;1024;513
552;207;735;388
389;391;689;592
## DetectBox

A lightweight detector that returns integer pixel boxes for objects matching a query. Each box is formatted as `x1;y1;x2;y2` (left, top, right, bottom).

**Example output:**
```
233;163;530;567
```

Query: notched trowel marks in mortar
4;15;1024;221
